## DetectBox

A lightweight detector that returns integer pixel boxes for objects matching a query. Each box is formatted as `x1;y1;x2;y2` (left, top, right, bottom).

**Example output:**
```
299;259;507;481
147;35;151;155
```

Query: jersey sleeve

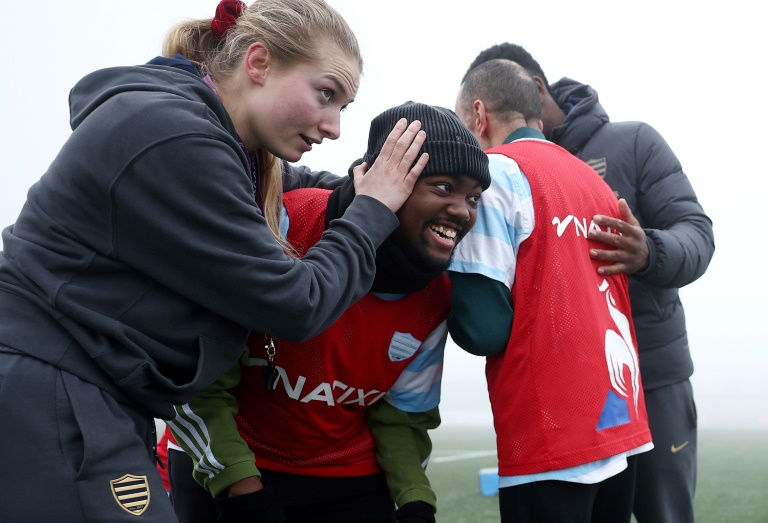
167;363;259;497
385;320;447;413
449;153;535;290
367;401;440;511
367;320;447;510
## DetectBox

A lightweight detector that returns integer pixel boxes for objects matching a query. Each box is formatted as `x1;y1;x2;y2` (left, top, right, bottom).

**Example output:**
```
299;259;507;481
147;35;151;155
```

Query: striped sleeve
385;320;448;413
167;362;259;497
449;153;535;290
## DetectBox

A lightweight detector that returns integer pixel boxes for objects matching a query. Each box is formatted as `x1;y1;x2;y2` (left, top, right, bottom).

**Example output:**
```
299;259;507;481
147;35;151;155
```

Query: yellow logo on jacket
110;474;150;516
586;157;607;179
586;157;619;198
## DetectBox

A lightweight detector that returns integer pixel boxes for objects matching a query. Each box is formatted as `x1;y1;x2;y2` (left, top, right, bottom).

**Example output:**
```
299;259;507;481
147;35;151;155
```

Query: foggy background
2;0;765;429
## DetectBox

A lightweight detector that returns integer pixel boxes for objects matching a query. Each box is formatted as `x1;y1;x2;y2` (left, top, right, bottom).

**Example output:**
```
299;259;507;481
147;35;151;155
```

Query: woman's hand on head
353;119;429;213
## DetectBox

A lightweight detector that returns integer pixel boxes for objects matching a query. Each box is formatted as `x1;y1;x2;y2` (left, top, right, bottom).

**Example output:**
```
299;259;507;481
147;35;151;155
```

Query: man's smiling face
395;173;482;271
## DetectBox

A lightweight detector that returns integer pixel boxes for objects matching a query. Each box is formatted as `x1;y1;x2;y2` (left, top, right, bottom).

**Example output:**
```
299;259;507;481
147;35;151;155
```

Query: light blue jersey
450;153;535;290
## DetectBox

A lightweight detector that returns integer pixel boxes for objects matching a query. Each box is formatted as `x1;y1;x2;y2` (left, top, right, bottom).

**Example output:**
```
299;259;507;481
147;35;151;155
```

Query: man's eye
435;183;451;192
321;89;333;101
469;194;482;203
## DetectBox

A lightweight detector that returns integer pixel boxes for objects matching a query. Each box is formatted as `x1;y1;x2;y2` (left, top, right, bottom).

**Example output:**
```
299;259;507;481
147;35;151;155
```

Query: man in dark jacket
463;43;715;523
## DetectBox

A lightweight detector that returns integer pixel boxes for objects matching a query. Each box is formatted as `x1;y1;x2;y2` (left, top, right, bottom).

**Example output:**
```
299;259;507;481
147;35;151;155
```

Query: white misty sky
1;1;765;428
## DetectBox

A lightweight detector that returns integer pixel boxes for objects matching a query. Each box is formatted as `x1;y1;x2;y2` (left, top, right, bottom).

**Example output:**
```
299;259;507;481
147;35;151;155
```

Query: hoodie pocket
109;335;245;417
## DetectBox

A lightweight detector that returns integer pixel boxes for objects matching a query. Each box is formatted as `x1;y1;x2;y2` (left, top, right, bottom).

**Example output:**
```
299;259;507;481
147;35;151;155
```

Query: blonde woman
0;1;427;521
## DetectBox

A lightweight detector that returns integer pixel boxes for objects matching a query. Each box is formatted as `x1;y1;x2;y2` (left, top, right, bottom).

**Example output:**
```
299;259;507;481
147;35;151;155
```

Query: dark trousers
0;347;176;522
633;380;697;523
168;448;396;523
168;448;221;523
498;455;638;523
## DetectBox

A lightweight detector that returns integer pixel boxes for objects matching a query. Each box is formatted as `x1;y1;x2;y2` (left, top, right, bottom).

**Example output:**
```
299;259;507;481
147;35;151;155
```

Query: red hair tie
211;0;248;40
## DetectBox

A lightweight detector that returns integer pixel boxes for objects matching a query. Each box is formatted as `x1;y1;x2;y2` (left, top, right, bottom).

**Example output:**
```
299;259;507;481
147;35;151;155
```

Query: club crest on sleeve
388;332;422;362
585;157;619;197
586;157;607;178
110;474;150;516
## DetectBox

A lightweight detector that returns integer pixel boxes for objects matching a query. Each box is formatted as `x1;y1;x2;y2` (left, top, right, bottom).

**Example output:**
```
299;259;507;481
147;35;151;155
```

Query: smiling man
165;101;490;523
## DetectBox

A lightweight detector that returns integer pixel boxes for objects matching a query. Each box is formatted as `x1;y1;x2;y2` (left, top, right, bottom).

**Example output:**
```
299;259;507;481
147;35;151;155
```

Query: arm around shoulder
633;124;715;288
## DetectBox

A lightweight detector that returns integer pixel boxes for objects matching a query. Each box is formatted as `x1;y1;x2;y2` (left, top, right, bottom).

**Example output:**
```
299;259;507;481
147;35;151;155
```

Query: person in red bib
448;59;653;523
462;43;714;523
165;101;490;523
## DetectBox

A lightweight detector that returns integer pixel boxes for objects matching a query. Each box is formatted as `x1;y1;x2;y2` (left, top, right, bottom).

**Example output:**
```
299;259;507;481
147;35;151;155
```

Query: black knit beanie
347;101;490;190
326;101;490;294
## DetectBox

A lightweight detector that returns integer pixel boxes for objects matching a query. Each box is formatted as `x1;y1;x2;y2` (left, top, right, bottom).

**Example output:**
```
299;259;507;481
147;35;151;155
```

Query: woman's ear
244;42;270;85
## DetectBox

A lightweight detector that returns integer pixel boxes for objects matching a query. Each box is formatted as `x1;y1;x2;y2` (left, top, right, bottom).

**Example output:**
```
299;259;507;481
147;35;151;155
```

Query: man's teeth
430;225;457;240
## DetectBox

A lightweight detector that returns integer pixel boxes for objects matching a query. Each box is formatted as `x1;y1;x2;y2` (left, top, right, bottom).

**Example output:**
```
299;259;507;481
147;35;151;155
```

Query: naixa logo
239;355;388;407
110;474;150;516
551;215;620;238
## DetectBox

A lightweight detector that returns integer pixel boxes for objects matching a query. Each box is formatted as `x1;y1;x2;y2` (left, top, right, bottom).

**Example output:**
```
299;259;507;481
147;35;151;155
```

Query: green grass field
427;426;768;523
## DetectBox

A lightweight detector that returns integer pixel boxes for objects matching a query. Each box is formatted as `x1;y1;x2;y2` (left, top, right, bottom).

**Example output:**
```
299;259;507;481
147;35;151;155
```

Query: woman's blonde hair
163;0;362;254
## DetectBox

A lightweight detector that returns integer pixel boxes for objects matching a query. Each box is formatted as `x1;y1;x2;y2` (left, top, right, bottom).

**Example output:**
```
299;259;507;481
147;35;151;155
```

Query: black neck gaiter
324;177;442;294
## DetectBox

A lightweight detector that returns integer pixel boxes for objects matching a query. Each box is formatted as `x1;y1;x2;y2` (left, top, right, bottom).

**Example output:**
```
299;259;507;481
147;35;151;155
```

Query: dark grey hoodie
0;62;396;418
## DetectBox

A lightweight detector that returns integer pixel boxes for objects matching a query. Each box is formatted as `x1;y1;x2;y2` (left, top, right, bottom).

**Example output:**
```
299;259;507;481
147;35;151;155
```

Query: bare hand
588;198;649;276
353;118;429;213
227;475;264;497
